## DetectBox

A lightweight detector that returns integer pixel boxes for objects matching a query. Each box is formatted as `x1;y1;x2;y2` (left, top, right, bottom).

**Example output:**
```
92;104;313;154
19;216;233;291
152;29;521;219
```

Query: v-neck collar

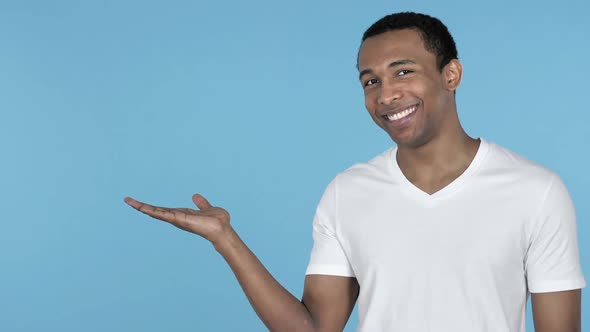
388;138;490;204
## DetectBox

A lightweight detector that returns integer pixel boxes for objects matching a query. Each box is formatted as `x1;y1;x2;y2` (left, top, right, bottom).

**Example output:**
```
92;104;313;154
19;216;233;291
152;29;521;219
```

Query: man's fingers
124;197;159;215
124;197;142;210
124;197;188;225
192;193;212;210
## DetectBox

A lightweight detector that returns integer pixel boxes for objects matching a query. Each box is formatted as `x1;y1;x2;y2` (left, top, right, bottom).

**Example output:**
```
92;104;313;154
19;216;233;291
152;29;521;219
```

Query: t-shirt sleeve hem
305;264;355;277
528;278;586;293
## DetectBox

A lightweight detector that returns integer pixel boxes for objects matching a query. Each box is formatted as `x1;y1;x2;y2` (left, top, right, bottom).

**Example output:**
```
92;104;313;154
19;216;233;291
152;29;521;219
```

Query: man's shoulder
481;140;563;196
333;146;396;184
485;140;556;178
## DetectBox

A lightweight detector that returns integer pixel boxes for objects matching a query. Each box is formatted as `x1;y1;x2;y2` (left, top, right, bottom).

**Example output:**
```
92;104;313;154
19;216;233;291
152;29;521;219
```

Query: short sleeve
305;179;355;277
525;175;586;293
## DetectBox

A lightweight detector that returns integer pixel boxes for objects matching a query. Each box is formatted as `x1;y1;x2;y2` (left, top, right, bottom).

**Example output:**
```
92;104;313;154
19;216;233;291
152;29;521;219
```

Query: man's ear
443;59;463;92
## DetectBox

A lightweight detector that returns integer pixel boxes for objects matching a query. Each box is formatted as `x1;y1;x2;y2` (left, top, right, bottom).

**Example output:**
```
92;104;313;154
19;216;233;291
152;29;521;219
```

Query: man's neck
396;130;480;195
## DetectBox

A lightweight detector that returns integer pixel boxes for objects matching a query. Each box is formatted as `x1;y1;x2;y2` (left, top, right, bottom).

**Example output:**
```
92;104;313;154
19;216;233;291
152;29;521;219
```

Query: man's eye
364;78;379;87
397;70;413;77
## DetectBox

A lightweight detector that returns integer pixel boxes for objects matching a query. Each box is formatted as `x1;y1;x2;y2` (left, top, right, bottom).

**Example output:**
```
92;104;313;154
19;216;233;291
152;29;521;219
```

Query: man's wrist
212;225;242;257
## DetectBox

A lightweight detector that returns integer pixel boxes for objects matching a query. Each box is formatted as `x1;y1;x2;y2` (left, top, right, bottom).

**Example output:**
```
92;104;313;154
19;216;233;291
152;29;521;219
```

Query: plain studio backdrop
1;0;588;331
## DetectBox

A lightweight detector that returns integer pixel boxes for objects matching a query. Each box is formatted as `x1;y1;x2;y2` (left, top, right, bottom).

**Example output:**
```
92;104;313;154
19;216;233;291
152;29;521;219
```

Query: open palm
124;194;230;244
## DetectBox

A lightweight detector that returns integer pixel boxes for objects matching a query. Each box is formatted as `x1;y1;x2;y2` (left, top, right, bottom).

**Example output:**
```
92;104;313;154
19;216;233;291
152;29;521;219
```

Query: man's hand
124;194;231;246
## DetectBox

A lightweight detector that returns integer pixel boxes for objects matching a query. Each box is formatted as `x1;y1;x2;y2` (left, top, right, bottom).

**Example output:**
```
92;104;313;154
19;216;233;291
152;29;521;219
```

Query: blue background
1;0;588;331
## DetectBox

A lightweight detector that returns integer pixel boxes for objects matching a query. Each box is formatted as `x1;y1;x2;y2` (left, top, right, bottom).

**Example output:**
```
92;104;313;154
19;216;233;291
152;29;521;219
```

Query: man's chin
388;132;428;149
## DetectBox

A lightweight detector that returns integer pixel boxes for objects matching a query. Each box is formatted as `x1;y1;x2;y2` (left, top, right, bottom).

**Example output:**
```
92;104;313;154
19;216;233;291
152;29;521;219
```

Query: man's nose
377;80;402;105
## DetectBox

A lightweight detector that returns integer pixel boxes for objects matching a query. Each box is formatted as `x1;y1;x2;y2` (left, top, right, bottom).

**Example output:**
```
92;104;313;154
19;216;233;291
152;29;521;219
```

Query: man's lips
379;103;419;122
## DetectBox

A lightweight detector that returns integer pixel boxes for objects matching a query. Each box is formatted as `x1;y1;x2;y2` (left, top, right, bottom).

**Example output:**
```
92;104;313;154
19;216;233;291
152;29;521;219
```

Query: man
125;12;585;331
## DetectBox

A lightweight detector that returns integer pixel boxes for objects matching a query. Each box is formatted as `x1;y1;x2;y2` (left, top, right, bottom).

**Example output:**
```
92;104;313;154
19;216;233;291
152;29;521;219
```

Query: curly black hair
361;12;458;72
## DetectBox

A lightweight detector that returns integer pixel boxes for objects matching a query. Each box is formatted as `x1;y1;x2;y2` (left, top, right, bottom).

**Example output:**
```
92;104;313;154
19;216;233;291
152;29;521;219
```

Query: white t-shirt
306;139;585;332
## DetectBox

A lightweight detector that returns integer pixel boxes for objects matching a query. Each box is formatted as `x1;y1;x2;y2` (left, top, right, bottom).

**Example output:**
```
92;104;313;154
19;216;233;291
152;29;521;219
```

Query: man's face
358;29;458;148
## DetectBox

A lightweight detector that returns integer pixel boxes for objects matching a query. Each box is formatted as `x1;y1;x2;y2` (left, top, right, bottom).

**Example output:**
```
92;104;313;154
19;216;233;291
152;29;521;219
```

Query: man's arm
218;227;358;331
124;194;358;332
302;275;359;331
531;289;582;332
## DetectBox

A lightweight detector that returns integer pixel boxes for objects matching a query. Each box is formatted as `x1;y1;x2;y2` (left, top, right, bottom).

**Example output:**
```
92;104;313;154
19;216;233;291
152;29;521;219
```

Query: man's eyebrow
358;68;373;81
388;59;416;68
358;59;417;81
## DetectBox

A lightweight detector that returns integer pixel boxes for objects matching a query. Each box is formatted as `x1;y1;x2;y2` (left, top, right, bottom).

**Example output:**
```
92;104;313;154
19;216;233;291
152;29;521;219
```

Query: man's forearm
214;227;315;332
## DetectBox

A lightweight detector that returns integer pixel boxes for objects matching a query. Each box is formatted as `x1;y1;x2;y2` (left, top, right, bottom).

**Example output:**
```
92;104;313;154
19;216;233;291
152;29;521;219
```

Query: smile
383;104;418;122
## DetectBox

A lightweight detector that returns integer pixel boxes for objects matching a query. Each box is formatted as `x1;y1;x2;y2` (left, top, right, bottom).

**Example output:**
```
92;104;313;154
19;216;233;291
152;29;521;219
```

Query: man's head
357;12;463;148
360;12;458;72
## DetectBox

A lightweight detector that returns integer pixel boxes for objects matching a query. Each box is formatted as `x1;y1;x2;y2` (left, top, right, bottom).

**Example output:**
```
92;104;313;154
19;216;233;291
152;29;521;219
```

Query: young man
125;12;585;332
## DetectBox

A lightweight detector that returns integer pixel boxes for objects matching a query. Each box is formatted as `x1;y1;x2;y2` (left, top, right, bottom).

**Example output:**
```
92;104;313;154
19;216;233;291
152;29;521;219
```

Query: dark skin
358;28;478;195
125;28;581;331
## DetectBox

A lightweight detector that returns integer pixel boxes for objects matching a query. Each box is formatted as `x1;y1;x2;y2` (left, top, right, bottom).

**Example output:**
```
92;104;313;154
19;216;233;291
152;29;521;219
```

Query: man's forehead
357;29;431;71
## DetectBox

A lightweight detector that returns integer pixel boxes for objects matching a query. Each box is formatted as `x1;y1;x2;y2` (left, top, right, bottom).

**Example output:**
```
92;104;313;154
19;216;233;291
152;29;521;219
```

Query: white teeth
385;105;417;121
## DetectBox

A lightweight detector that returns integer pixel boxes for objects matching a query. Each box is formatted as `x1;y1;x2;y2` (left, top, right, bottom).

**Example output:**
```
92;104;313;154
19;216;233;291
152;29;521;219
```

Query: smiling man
125;12;585;332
